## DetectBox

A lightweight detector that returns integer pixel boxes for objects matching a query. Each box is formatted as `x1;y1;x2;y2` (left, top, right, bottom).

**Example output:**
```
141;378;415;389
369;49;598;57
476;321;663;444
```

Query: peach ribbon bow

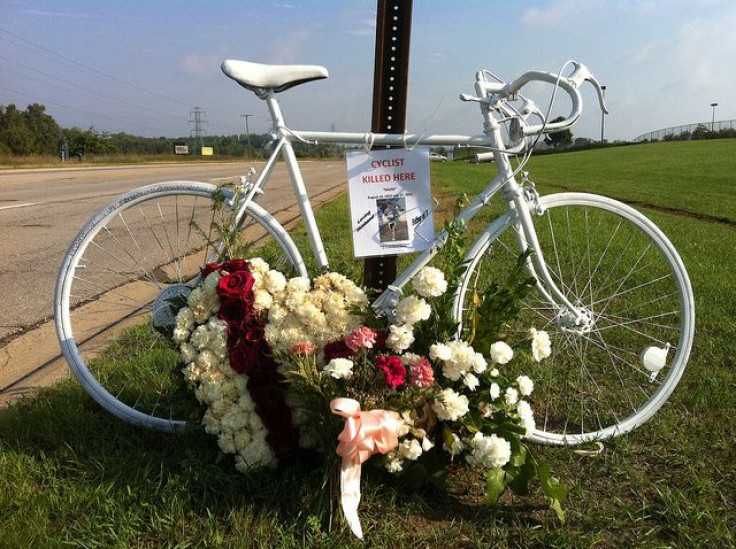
330;397;403;539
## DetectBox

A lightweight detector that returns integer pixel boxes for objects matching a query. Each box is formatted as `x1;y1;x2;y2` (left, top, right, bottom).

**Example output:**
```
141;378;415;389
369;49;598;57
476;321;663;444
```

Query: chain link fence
634;119;736;142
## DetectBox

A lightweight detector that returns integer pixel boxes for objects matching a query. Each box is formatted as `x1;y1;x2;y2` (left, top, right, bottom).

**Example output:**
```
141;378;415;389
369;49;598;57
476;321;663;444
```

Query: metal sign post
363;0;414;291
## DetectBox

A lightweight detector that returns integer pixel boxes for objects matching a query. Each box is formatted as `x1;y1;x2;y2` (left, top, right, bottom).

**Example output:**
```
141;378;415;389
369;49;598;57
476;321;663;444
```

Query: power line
0;83;174;135
0;26;231;116
0;56;184;121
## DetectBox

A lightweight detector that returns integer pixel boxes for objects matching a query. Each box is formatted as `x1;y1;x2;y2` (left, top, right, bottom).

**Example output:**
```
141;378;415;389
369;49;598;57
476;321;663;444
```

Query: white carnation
175;307;195;330
195;349;219;370
490;341;514;364
517;400;536;436
433;388;470;421
429;343;453;361
387;324;415;353
287;276;311;294
385;453;404;473
463;373;479;391
253;289;273;311
412;266;448;298
172;326;190;344
471;352;488;374
323;358;354;379
465;432;512;468
395;295;431;325
517;375;534;396
264;269;287;293
247;257;270;275
489;382;501;401
505;387;519;406
190;325;211;350
530;328;552;361
398;439;423;461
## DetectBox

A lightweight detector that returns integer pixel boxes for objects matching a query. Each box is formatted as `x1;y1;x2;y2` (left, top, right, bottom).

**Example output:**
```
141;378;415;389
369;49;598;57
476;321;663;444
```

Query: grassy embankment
1;139;734;547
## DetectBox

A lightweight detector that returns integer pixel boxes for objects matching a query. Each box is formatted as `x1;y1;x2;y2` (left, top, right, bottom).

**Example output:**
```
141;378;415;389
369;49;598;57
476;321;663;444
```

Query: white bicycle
55;59;695;445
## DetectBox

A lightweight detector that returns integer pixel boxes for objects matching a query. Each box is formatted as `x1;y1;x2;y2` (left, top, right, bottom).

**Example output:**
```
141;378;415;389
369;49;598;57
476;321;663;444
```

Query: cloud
427;53;448;65
180;54;221;78
345;19;376;38
522;0;594;28
265;30;314;63
22;9;92;19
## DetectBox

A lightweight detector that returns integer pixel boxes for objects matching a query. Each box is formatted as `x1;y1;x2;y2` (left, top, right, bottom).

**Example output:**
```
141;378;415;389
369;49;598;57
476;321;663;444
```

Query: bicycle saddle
221;59;329;93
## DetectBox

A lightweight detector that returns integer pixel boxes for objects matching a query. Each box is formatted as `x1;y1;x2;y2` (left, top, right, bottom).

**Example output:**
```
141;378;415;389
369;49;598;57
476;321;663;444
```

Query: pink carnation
291;341;316;355
409;357;435;388
344;326;378;352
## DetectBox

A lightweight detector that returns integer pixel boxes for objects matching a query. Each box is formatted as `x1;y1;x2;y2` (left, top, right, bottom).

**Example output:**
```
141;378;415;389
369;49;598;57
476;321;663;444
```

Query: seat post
264;92;286;129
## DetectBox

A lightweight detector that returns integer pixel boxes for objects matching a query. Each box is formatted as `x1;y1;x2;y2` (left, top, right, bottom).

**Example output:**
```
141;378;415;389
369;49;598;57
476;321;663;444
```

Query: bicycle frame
235;91;581;321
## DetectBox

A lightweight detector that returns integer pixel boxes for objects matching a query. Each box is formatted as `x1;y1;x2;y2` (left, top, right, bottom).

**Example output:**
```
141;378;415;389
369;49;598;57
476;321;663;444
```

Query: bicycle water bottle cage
221;60;329;93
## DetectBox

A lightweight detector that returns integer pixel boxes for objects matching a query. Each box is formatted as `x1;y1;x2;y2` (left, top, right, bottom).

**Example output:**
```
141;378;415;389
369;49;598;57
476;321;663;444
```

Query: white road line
0;202;37;211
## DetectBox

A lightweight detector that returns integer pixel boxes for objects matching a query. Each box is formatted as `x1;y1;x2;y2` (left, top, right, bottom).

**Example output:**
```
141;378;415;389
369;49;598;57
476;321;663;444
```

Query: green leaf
509;440;528;468
485;467;506;506
538;463;568;522
507;459;536;497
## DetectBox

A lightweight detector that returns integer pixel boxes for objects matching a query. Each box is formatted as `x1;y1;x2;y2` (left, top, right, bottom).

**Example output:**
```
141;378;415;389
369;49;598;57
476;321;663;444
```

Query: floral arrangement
172;245;566;538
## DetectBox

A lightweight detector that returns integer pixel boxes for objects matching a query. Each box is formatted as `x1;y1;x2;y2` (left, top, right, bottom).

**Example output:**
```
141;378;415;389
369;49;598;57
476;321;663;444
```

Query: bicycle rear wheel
55;181;305;431
455;193;694;445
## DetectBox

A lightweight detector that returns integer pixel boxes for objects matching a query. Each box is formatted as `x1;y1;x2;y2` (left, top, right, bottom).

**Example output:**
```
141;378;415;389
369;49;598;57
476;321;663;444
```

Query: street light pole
600;85;607;142
710;103;718;133
241;114;253;157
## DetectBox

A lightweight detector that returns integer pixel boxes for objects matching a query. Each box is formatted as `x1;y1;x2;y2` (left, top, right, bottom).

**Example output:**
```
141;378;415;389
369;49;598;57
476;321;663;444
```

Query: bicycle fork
507;182;592;333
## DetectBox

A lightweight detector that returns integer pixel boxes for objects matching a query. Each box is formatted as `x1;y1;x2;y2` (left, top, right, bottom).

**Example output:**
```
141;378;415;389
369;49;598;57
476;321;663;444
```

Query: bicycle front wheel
455;193;694;445
55;181;305;432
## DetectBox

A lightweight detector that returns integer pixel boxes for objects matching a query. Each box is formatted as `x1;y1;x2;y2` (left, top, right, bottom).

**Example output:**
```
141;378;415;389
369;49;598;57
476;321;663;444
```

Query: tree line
0;103;344;158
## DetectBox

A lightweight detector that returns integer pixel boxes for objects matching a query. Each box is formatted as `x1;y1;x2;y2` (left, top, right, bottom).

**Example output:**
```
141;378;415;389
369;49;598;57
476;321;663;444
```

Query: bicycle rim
455;193;694;445
55;181;305;431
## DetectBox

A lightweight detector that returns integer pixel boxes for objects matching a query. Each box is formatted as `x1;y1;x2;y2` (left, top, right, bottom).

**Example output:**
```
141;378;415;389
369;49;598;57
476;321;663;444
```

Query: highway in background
0;160;345;341
0;160;346;404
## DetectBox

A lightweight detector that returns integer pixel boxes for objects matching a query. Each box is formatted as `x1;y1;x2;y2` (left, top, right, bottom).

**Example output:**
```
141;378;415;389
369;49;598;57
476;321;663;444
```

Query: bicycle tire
454;192;694;445
55;181;306;432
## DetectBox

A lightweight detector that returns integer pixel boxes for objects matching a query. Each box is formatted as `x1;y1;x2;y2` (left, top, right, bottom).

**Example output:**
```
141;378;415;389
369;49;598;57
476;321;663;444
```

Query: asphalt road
0;160;346;342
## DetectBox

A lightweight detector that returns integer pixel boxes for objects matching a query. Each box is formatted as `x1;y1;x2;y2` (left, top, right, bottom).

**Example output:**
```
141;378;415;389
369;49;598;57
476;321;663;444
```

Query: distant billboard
201;147;214;156
173;141;189;155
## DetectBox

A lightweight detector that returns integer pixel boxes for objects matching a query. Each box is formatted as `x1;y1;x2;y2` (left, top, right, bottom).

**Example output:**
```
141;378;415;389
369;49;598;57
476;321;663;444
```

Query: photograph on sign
346;148;434;258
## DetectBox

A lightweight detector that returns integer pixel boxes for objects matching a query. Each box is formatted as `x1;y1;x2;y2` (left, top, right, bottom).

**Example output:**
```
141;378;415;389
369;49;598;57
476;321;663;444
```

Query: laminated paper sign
346;148;434;258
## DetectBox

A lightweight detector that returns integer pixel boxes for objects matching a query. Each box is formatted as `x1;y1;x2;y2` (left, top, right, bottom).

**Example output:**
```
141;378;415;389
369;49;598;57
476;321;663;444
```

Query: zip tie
363;132;375;151
573;441;605;456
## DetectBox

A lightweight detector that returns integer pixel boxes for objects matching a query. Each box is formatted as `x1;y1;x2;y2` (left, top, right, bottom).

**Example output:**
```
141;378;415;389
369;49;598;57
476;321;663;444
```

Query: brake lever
568;61;609;115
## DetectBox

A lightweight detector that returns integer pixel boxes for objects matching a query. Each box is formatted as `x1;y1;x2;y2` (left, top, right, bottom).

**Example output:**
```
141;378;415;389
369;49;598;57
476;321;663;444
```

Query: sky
1;0;734;143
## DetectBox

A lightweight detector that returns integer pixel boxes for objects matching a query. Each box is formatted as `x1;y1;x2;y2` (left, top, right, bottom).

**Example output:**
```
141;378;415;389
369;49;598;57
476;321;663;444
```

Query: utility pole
710;102;718;132
189;106;207;155
363;0;413;292
241;114;253;158
600;85;607;142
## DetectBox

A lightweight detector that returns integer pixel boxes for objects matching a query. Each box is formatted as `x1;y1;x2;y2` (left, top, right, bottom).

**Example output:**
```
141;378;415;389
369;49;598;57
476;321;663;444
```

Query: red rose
221;259;250;273
376;355;406;388
217;270;255;302
201;262;222;278
228;338;261;375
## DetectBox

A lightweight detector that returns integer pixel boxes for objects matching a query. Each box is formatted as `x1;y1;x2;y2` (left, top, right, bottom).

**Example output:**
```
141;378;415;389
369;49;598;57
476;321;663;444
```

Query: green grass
527;139;736;224
1;142;735;547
